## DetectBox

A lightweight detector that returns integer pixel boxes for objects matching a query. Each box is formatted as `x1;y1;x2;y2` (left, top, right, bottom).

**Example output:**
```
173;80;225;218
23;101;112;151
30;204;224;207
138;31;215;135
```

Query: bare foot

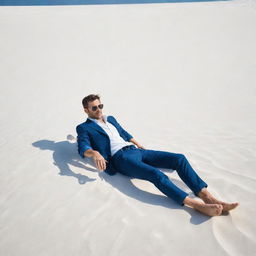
183;197;223;216
202;196;238;212
194;203;223;217
198;188;239;212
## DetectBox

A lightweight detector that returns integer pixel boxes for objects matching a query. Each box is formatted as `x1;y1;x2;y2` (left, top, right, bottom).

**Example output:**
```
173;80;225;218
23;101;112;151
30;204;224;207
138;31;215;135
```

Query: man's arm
110;116;145;149
110;116;133;141
84;149;108;171
130;138;145;149
76;125;93;158
76;125;108;171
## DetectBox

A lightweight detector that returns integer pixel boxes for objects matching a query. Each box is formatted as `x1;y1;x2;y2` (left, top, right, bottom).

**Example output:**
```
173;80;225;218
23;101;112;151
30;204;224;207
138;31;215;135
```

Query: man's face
84;99;103;120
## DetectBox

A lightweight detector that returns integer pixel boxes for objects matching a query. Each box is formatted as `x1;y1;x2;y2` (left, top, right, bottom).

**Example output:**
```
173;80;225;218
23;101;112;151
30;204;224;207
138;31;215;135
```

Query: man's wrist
130;138;139;146
84;149;99;158
92;150;100;157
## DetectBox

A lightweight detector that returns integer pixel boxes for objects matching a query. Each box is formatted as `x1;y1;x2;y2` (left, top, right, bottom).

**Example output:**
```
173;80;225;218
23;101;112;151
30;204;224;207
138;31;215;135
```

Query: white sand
0;1;256;255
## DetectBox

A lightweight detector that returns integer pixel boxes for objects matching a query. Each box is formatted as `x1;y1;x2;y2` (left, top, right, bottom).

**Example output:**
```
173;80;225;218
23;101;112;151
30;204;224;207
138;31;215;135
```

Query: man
76;94;238;217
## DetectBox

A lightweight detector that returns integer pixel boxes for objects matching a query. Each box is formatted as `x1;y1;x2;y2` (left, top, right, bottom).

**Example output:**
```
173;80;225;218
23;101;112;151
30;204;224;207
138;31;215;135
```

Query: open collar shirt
88;115;133;156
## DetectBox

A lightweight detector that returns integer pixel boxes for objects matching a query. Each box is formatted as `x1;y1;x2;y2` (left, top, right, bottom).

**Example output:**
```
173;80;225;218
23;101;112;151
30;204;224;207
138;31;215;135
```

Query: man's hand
137;144;145;149
92;151;108;171
130;138;146;150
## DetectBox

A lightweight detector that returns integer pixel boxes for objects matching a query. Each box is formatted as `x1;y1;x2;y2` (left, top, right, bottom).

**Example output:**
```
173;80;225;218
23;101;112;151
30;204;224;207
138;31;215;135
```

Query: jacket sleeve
76;125;92;158
111;116;133;142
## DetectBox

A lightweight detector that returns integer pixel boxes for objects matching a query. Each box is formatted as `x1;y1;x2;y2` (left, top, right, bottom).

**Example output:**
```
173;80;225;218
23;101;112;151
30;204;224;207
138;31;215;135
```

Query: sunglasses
91;104;104;111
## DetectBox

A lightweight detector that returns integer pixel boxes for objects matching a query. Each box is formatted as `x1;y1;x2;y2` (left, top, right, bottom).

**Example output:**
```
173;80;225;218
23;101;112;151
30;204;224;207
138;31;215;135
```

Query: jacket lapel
85;118;109;137
85;116;121;138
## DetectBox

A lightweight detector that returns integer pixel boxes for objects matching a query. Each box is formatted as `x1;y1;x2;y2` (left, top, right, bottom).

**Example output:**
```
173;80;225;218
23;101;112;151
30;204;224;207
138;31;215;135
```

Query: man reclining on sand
76;94;239;217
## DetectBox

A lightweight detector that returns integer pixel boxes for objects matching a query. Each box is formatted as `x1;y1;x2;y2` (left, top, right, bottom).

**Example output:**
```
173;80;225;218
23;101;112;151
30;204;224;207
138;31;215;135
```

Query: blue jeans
112;145;208;205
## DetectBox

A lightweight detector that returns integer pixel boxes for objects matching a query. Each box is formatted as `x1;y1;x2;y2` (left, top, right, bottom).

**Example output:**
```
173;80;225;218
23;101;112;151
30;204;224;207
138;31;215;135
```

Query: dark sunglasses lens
91;104;103;111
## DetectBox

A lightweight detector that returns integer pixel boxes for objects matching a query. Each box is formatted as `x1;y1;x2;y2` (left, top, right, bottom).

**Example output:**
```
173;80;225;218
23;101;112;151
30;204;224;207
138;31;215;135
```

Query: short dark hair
82;94;101;109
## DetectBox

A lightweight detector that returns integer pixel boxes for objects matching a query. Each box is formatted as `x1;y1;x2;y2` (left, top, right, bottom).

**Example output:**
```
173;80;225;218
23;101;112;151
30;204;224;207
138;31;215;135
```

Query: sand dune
0;1;256;255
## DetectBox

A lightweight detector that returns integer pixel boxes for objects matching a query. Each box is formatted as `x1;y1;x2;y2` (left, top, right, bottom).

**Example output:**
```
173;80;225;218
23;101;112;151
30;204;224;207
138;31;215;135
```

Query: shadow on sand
32;137;211;224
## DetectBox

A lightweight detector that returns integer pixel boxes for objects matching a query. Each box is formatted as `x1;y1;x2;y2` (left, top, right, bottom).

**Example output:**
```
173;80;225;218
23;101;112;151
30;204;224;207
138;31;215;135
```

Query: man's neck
89;115;106;123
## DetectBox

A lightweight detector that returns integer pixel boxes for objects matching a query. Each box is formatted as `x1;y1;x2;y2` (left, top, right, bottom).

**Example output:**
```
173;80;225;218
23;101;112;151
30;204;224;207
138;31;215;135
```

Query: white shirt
88;115;134;156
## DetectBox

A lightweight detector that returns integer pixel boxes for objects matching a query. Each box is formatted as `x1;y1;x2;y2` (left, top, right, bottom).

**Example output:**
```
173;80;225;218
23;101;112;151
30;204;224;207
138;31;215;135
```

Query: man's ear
84;108;88;114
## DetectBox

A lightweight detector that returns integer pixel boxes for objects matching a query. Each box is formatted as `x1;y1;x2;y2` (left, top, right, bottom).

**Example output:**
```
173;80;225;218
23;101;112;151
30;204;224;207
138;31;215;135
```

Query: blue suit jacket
76;115;133;175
